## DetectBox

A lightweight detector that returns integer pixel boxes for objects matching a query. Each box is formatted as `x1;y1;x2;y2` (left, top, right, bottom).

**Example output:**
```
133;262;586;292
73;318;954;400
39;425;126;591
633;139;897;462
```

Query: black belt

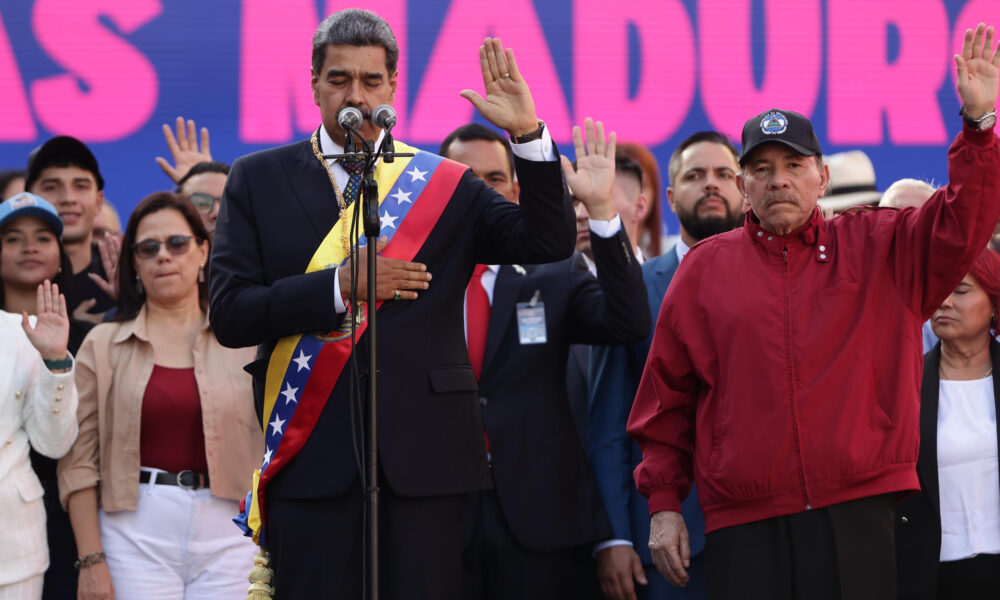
139;469;209;490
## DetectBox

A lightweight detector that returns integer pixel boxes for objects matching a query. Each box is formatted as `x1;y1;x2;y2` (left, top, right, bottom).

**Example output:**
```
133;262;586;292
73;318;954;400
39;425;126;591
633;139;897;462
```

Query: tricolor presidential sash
235;141;465;545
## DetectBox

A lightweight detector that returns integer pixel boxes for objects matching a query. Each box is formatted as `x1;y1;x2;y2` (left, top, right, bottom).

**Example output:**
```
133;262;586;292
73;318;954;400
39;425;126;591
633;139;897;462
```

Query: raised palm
461;38;539;137
21;280;69;362
560;118;617;220
956;23;1000;118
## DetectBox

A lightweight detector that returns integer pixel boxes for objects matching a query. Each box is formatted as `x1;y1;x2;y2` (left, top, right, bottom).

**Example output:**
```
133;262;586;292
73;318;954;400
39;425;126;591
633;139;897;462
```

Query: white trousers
0;576;42;600
99;474;255;600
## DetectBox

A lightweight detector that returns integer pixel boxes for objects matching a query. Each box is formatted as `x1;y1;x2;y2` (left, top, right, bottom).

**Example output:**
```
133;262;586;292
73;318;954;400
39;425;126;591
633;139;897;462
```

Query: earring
198;264;206;283
136;275;144;295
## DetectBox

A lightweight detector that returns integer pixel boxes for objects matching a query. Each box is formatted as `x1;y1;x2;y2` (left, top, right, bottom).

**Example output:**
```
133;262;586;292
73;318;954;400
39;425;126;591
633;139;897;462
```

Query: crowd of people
0;8;998;600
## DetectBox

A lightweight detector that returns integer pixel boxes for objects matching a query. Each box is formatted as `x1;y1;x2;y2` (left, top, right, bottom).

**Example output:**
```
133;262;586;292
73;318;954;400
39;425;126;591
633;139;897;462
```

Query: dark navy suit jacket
588;247;707;566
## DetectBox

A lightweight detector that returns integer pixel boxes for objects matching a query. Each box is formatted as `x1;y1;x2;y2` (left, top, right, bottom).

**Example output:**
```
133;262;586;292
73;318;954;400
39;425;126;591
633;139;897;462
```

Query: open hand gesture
87;233;121;301
461;38;540;138
21;280;69;362
560;118;618;221
155;116;213;183
956;23;1000;119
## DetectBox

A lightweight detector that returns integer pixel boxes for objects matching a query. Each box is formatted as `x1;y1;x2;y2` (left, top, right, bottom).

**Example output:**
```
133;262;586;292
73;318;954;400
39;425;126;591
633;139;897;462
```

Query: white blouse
937;376;1000;562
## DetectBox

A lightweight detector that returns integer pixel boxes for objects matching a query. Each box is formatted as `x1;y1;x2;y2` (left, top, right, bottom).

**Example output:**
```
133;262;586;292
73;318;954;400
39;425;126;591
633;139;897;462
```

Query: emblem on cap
760;111;788;135
10;193;37;209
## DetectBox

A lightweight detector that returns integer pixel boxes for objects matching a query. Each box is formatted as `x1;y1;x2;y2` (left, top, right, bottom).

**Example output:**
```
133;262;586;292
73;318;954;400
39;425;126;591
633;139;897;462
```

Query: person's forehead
745;143;810;164
182;172;227;195
1;215;51;234
37;165;96;183
320;43;390;75
447;139;510;173
680;141;739;171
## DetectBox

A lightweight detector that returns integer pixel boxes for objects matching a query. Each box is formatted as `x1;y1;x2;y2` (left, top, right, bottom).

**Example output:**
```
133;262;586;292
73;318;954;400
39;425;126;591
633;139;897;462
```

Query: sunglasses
132;235;195;260
188;193;221;214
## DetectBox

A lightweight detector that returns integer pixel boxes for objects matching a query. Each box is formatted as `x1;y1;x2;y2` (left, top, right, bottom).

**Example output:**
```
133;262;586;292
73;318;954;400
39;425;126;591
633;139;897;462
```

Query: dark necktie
340;156;366;206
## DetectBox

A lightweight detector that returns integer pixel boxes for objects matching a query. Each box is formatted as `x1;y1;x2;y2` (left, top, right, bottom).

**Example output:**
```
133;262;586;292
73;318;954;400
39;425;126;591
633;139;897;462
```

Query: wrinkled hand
86;234;121;301
648;511;691;587
77;561;115;600
596;545;648;600
21;280;69;362
155;116;213;183
460;37;539;137
560;117;618;221
337;238;431;302
955;23;1000;119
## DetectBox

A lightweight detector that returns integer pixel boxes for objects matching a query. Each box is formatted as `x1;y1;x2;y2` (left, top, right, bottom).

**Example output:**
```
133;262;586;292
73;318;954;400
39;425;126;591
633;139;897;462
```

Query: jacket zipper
782;247;812;510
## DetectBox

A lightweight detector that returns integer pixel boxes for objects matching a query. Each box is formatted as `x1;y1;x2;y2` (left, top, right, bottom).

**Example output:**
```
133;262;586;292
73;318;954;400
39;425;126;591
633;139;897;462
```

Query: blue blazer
587;247;706;566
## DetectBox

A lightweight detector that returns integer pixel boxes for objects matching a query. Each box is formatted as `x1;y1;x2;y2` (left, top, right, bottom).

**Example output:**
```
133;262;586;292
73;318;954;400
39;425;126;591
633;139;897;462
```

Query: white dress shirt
675;237;691;263
937;376;1000;561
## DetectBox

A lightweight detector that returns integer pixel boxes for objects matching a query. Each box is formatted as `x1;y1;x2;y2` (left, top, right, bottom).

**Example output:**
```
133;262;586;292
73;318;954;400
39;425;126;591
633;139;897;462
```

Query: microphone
337;107;363;131
372;105;397;131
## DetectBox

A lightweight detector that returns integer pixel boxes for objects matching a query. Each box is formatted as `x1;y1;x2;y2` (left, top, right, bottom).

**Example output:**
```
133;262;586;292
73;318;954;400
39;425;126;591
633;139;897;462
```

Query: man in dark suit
209;9;583;599
588;132;743;600
441;121;651;598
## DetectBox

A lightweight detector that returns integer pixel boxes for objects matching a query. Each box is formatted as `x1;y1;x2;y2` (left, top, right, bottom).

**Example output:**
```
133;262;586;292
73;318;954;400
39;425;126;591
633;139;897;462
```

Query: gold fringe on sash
245;548;274;599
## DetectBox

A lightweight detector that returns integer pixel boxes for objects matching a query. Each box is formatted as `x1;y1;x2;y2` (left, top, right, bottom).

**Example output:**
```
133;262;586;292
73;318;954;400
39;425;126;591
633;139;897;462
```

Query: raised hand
21;279;69;362
460;38;540;138
560;117;618;221
337;238;432;302
155;116;213;183
955;23;1000;119
87;233;121;301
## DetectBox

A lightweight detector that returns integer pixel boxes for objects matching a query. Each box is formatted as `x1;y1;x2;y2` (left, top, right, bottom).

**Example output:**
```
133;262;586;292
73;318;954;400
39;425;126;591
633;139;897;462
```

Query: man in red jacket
628;23;1000;600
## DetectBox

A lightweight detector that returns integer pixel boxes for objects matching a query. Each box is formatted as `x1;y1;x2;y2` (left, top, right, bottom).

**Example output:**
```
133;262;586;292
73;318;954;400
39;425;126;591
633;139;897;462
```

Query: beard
676;194;742;241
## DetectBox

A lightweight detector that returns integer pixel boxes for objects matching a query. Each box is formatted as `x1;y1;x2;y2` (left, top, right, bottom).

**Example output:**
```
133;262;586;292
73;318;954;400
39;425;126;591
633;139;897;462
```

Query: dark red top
140;365;209;474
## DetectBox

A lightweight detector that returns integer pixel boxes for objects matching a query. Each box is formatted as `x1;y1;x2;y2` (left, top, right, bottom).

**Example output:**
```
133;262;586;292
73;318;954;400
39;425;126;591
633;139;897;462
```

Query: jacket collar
112;304;211;344
744;206;832;264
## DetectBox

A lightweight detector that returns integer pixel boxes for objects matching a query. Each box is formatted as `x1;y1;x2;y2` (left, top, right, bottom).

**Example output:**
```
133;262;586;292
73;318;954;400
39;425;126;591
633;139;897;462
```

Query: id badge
516;291;547;345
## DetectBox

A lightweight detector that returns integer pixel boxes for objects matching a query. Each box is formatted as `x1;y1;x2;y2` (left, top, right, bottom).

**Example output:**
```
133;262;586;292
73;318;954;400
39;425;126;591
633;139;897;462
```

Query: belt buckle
176;470;197;490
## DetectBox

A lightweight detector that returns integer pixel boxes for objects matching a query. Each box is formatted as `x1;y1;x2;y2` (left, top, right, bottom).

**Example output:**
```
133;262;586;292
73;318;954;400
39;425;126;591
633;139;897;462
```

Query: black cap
25;136;105;192
739;109;822;166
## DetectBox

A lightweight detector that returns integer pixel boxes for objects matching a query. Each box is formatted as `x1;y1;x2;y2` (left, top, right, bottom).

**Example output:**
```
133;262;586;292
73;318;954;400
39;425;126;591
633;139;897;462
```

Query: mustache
695;193;728;209
763;191;796;206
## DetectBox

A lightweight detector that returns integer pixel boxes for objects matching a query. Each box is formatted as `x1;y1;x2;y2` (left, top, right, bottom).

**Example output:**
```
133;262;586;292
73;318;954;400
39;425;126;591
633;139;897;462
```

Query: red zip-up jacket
627;126;1000;533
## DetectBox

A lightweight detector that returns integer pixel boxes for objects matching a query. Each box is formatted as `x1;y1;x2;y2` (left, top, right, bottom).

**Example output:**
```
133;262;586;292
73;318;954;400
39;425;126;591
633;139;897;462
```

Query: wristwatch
960;106;997;130
510;120;546;144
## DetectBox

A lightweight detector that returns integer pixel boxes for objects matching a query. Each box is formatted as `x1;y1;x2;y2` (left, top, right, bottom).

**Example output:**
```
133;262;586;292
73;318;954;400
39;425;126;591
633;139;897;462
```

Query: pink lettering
699;0;821;141
0;9;36;142
30;0;161;142
573;0;694;145
408;0;571;143
827;0;948;145
240;0;407;144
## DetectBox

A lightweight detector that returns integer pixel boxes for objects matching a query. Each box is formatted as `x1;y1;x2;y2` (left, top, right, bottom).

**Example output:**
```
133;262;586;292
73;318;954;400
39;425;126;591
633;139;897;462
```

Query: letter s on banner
30;0;162;141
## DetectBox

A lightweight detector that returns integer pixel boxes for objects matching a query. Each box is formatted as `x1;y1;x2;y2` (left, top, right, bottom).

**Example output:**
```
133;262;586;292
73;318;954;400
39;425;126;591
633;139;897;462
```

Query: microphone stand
324;125;412;600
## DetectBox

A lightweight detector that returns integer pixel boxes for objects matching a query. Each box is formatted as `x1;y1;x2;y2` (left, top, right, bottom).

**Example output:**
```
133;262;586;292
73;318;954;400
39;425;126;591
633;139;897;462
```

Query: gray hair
312;9;399;76
879;178;937;209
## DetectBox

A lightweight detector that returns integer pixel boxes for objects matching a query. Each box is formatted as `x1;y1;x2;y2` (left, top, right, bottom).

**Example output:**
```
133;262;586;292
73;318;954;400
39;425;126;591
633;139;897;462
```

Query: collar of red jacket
743;206;832;264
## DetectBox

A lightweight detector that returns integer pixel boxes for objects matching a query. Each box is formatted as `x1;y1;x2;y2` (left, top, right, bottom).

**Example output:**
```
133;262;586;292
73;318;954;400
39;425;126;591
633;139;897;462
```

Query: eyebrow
326;68;384;79
39;176;93;185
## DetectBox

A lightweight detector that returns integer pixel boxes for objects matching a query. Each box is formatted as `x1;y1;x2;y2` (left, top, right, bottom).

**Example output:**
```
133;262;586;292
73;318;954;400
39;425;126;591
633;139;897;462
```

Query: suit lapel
279;138;342;240
654;249;680;300
483;265;527;370
920;344;942;513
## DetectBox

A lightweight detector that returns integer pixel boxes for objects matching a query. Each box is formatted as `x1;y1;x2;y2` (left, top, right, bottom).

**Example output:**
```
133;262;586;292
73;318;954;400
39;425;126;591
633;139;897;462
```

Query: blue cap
0;192;64;236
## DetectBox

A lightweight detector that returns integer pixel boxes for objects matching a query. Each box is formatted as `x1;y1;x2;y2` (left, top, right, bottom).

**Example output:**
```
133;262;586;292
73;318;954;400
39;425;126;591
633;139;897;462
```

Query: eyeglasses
132;235;195;260
188;193;221;214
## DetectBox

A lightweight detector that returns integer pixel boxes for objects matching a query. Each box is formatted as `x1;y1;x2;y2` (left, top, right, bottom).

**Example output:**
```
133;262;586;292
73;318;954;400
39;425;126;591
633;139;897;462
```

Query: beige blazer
58;306;263;511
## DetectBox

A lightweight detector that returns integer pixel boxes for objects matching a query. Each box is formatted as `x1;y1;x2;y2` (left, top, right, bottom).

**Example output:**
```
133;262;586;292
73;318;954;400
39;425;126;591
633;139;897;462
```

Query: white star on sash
391;189;412;205
292;349;312;372
269;415;286;436
281;382;298;405
262;446;273;466
380;210;398;231
406;166;428;182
